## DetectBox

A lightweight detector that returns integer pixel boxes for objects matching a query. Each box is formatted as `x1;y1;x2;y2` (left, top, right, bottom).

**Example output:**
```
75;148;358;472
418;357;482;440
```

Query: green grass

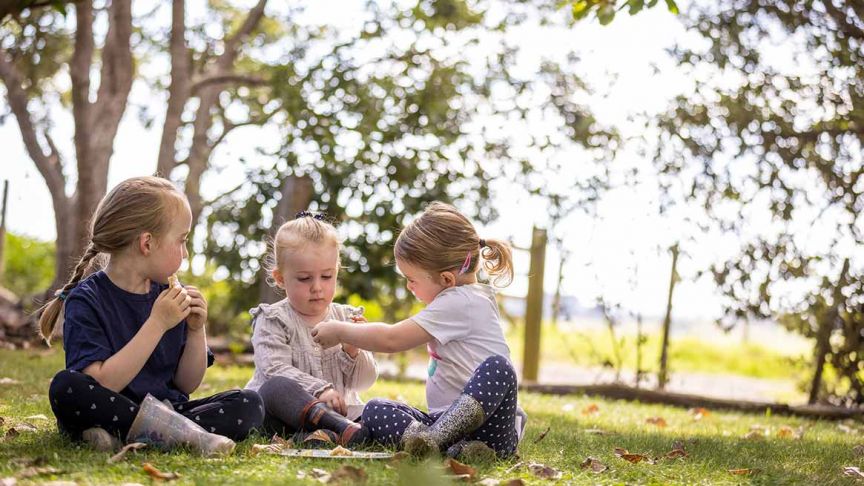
0;348;860;485
505;323;808;381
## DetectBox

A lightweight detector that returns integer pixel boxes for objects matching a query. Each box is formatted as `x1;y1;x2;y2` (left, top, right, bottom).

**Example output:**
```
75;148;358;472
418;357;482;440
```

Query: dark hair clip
479;239;487;248
295;210;327;221
56;290;69;301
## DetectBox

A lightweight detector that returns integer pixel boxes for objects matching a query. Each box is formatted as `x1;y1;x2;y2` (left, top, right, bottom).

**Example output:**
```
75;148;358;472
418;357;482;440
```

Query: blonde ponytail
480;238;514;287
38;244;101;343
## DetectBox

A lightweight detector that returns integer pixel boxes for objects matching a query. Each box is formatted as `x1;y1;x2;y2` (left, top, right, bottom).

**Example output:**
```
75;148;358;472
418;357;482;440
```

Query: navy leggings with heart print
48;369;264;441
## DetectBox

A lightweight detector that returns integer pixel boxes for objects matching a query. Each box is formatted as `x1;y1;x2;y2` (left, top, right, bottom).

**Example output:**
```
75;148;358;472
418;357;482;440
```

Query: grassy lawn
0;348;860;485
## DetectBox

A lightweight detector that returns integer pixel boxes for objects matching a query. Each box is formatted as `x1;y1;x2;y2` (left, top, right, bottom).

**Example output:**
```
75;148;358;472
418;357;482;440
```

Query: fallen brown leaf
4;429;19;440
582;403;599;415
249;444;281;455
533;426;550;444
310;468;331;483
528;463;562;480
728;468;760;476
445;458;477;481
270;434;293;447
0;417;5;427
844;466;864;479
142;463;181;481
304;430;335;444
0;378;20;385
18;467;62;479
614;447;652;464
646;417;667;428
664;448;687;459
329;465;367;484
854;445;864;457
688;407;711;420
579;457;607;473
107;443;147;464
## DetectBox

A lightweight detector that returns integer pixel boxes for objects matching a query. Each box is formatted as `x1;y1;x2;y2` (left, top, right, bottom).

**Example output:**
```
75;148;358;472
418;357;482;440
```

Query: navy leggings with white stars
361;355;519;458
48;370;264;442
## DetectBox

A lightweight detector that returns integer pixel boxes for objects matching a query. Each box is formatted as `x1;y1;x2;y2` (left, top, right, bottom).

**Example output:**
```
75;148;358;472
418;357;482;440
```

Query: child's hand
318;388;347;416
311;320;344;349
184;286;208;332
342;309;366;357
151;286;191;332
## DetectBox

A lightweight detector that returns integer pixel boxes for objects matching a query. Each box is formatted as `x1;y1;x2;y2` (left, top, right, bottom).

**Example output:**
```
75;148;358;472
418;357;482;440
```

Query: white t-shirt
412;284;526;439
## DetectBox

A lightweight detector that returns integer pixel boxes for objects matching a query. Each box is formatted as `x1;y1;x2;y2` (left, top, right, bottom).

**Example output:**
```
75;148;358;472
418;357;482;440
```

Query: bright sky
1;0;734;321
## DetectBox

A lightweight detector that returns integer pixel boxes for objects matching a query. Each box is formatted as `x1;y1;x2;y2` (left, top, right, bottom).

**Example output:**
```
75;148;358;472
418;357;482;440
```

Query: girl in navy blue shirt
41;176;263;454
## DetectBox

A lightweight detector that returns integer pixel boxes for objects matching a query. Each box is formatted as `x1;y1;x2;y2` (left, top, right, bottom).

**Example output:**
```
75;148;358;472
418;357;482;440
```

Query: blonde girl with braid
312;202;527;460
43;176;263;455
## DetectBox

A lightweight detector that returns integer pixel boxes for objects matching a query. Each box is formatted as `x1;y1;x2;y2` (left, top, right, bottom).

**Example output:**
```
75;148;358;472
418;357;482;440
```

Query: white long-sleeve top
244;299;378;420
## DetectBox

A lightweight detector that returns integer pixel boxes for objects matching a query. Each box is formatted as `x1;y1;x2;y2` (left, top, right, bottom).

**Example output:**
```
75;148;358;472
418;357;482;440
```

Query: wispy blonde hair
39;176;186;343
265;213;342;286
395;202;513;287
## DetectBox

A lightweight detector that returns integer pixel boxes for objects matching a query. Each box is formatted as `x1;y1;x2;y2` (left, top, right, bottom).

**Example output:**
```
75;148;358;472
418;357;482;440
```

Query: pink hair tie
458;251;472;275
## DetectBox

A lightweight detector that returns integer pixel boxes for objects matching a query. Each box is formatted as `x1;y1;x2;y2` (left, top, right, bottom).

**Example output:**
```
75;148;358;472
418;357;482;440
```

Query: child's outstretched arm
312;319;432;353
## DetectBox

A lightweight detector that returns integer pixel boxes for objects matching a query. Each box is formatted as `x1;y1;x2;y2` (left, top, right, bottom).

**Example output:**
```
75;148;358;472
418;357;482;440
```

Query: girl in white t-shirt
312;202;526;459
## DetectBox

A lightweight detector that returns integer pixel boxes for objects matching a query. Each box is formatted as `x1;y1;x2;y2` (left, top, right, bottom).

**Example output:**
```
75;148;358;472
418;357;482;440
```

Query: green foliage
202;0;618;322
1;232;54;299
567;0;678;25
654;1;864;403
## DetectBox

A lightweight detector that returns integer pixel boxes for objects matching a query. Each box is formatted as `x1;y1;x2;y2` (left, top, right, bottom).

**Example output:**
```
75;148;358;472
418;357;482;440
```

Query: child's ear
439;271;456;288
138;233;153;256
272;268;285;289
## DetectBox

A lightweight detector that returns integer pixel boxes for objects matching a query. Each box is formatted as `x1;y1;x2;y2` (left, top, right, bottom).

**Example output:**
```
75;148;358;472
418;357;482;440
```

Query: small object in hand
348;306;365;322
167;274;180;288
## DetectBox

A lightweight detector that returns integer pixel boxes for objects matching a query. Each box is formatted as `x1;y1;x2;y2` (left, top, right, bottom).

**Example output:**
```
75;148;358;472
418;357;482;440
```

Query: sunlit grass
0;348;858;485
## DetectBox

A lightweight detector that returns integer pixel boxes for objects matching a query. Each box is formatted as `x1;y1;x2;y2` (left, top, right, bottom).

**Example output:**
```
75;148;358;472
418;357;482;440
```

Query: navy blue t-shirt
62;271;214;403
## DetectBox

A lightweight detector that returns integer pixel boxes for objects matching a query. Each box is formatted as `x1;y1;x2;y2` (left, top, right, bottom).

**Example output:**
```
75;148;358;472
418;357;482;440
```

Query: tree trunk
808;258;850;404
657;243;679;390
257;174;314;304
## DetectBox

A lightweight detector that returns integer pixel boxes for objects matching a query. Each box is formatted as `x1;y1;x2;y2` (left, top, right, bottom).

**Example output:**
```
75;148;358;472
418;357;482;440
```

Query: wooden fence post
522;226;547;383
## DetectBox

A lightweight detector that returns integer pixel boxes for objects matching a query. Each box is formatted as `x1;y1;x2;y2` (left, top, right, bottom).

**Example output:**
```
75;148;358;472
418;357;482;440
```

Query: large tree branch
190;73;267;94
157;0;191;177
218;0;267;71
0;46;66;203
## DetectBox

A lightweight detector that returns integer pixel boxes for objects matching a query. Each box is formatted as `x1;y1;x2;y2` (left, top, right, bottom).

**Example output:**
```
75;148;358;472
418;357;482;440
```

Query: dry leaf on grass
23;415;48;422
18;467;62;479
854;445;864;457
304;430;335;444
329;465;367;484
777;425;804;440
477;479;500;486
584;428;608;435
528;463;562;480
4;429;19;440
582;404;599;415
445;458;477;481
250;444;282;455
744;425;768;440
688;407;711;420
838;423;858;434
844;466;864;479
107;443;147;464
728;468;760;476
0;378;20;385
613;448;655;464
646;417;667;427
664;448;688;459
310;468;331;483
142;463;180;481
533;426;550;444
579;457;607;473
0;417;5;427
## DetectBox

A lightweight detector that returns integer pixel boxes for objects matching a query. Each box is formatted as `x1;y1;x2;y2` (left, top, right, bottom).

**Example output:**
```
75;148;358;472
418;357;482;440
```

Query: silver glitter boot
401;394;485;458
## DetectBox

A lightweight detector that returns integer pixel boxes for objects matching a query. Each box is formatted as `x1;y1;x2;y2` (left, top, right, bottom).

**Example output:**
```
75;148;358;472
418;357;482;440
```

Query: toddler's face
396;258;446;305
275;243;339;318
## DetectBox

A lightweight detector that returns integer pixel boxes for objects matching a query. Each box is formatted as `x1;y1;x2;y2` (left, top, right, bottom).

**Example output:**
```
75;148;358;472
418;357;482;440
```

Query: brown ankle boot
299;400;369;447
